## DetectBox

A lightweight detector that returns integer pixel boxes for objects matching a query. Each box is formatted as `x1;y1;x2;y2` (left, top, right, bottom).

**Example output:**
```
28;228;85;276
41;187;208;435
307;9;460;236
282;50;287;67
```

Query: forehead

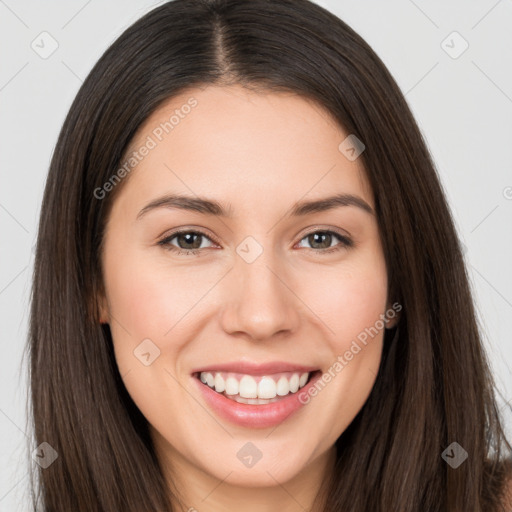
116;84;373;213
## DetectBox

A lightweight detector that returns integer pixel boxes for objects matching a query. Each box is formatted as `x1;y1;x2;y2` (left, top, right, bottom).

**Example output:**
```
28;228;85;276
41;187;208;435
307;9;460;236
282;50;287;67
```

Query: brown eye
158;230;215;255
297;230;353;252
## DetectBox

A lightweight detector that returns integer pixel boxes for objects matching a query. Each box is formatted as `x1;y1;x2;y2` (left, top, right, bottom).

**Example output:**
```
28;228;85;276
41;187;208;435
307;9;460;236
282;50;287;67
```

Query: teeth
289;373;300;393
225;377;239;395
239;375;258;398
214;373;225;393
231;395;280;404
258;376;277;399
198;371;311;400
205;373;214;387
276;376;290;396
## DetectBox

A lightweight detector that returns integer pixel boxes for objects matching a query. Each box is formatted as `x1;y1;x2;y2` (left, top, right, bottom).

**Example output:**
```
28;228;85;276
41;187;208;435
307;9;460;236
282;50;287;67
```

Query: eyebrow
136;192;374;220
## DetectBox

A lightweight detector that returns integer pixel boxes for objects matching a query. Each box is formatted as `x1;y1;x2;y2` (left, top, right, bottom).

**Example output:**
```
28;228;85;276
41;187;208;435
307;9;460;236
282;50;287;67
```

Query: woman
28;0;512;510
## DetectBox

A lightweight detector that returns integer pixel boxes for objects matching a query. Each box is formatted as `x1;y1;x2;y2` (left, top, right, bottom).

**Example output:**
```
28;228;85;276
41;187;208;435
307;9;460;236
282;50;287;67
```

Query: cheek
296;254;388;430
329;275;387;346
102;248;199;369
102;251;198;430
305;256;389;352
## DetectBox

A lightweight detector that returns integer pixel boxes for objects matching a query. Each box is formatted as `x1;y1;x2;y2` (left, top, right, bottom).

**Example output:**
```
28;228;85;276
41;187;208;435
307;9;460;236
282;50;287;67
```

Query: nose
219;246;301;342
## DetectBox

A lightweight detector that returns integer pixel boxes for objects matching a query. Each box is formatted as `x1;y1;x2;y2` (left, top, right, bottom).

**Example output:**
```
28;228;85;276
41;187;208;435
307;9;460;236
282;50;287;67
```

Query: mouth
193;370;318;404
192;369;323;428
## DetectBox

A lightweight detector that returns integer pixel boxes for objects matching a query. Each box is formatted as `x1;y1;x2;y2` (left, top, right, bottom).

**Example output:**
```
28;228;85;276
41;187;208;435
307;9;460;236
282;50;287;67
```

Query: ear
384;301;401;329
97;291;110;324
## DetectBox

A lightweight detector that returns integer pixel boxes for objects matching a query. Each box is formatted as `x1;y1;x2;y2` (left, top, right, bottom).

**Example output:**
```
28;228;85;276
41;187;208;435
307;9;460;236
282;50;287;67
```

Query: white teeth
276;376;290;396
230;395;280;404
225;377;239;395
289;373;300;393
258;376;277;399
214;373;225;393
239;375;258;398
198;371;312;401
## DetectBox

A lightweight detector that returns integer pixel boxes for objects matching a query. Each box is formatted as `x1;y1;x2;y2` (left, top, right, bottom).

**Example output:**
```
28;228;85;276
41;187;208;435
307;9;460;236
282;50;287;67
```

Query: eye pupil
309;232;331;249
178;233;202;249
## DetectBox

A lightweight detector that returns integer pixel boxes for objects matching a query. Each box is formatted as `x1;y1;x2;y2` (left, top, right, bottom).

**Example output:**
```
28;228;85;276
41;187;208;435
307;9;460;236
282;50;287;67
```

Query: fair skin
99;84;399;512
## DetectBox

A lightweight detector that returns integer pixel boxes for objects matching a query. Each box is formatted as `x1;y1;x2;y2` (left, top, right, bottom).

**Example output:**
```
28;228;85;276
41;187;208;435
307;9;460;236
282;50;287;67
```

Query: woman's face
99;85;396;490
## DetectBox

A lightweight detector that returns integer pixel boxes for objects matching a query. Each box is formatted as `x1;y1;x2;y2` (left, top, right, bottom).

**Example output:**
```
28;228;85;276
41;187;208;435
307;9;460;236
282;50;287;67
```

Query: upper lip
191;360;320;376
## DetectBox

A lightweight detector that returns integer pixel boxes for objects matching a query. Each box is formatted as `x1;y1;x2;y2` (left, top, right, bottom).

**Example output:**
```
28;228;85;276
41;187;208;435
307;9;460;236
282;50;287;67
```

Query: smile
196;371;311;402
192;369;323;428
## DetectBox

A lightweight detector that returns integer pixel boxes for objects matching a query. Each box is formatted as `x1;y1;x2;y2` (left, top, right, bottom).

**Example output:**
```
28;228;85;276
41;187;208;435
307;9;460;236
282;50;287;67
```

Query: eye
157;228;353;256
157;230;216;256
296;230;353;253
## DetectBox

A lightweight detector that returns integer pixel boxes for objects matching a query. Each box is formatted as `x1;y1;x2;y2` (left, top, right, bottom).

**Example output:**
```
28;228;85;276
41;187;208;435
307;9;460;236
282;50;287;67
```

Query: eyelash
157;228;353;256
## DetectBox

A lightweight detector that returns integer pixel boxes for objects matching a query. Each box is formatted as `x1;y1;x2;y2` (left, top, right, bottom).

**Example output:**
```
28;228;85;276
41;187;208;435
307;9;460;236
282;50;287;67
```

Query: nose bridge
220;234;299;340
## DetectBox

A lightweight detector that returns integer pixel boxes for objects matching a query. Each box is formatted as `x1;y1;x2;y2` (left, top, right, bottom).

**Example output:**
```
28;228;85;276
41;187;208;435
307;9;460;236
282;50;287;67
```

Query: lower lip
192;371;322;429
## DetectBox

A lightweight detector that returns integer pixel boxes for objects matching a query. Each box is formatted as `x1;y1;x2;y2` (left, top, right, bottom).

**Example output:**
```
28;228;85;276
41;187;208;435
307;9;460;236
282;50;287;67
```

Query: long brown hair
27;0;511;510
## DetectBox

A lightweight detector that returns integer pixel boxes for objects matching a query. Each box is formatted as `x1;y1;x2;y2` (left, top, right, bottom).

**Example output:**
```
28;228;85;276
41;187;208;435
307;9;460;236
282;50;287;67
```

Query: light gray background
1;0;511;509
